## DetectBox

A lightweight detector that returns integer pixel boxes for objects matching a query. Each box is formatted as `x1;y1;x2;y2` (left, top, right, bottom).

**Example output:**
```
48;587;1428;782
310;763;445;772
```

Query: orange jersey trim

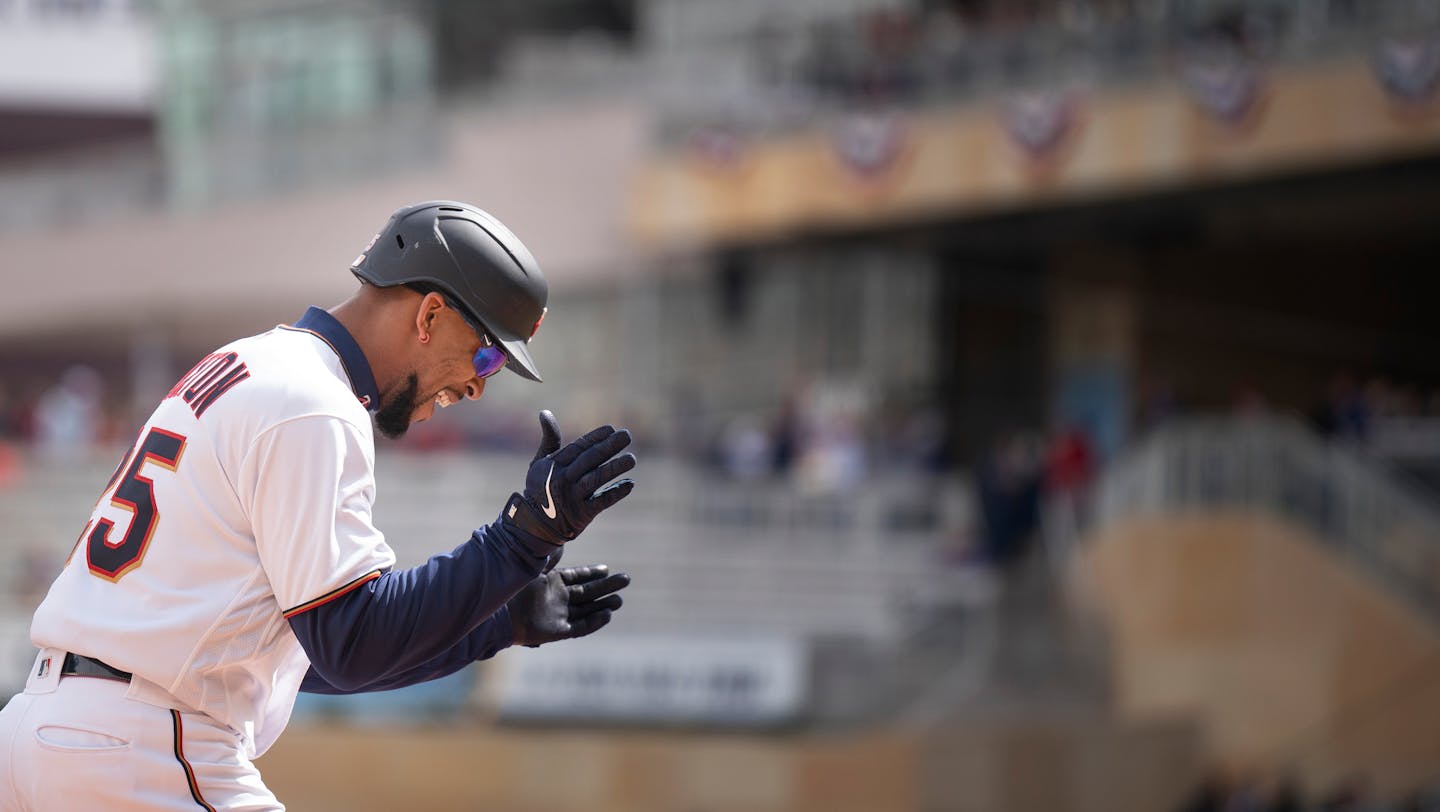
282;570;384;619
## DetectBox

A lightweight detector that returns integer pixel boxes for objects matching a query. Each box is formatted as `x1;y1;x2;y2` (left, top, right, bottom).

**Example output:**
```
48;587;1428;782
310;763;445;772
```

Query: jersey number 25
84;427;188;582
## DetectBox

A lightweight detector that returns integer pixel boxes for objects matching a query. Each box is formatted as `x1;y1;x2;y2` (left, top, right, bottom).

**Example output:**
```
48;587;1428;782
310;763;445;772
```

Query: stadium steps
1058;416;1440;794
0;444;1080;713
1085;415;1440;627
1080;512;1440;796
373;451;977;643
0;446;982;719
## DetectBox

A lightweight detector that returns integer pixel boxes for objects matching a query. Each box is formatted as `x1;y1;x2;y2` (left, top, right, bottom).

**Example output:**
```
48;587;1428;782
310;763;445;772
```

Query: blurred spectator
0;380;38;444
1137;375;1181;435
795;385;868;495
1045;424;1094;495
8;388;37;444
857;9;923;104
1314;371;1368;439
897;404;951;474
1042;423;1095;548
796;411;867;493
771;389;803;477
34;365;104;457
977;430;1043;567
0;383;15;439
0;440;19;492
0;382;24;490
1177;770;1230;812
718;415;773;481
1318;774;1377;812
1223;774;1266;812
458;406;534;455
394;415;465;453
1268;774;1304;812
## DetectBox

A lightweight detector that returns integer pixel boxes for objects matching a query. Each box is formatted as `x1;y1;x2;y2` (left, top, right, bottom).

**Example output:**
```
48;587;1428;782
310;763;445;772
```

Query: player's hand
502;410;636;546
507;565;630;647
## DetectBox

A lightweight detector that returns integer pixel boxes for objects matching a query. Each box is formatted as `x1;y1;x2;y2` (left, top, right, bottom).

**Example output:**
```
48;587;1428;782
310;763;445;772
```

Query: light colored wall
1081;512;1440;795
0;101;647;351
259;713;1197;812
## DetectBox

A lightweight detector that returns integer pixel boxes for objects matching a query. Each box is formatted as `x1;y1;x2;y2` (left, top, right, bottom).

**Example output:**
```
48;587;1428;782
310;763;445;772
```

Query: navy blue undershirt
281;306;556;694
293;521;551;694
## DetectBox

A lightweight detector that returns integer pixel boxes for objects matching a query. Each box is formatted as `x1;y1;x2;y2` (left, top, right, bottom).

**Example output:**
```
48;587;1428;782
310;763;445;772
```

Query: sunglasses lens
473;345;508;379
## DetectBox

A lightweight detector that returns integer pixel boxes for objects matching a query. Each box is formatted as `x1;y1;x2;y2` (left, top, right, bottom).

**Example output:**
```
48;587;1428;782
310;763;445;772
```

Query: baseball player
0;201;637;810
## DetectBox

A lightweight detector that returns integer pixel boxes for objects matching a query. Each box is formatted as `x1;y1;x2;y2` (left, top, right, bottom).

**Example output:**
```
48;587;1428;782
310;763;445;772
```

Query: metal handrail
1085;415;1440;617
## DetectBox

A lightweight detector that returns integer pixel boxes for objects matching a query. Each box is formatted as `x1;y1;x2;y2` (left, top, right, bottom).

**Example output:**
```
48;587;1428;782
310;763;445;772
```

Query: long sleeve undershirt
287;519;551;694
296;607;514;694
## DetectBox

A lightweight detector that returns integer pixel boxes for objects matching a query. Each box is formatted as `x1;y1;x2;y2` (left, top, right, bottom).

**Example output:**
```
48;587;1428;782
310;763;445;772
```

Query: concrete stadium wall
260;714;1198;812
1080;512;1440;795
260;725;918;812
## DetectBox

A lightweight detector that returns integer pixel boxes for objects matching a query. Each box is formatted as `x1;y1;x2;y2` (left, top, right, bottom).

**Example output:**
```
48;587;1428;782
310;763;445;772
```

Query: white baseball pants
0;649;282;811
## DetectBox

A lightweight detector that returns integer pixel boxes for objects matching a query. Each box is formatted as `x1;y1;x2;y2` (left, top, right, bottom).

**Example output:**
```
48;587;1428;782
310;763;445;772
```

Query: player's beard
375;372;421;439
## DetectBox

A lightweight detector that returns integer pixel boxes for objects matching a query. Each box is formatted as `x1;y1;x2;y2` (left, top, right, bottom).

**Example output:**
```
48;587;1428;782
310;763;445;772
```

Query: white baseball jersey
31;319;396;757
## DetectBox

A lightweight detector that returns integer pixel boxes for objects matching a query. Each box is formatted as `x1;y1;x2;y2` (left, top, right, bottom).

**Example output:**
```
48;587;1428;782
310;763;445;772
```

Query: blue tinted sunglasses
438;294;508;379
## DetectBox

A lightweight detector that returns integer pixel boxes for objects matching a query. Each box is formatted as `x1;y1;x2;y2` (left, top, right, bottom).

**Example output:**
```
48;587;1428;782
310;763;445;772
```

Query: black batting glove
502;410;637;547
507;565;630;647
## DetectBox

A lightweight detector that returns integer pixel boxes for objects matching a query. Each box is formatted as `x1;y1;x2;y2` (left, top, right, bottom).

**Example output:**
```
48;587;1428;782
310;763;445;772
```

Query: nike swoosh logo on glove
539;462;558;519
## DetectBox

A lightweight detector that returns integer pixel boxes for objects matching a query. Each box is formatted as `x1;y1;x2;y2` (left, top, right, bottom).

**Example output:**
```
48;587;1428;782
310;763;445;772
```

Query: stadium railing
0;446;980;706
1065;414;1440;620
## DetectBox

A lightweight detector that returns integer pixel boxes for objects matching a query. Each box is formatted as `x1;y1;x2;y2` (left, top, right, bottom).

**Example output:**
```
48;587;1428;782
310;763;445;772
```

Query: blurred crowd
704;380;951;491
0;366;117;452
6;358;1440;573
966;423;1096;569
7;362;1439;472
1178;771;1440;812
1130;369;1440;445
1311;372;1440;442
736;0;1385;116
0;364;956;485
0;365;127;488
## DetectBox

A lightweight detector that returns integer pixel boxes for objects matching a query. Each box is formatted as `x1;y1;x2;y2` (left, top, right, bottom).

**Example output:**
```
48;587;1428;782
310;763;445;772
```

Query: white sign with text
491;633;807;726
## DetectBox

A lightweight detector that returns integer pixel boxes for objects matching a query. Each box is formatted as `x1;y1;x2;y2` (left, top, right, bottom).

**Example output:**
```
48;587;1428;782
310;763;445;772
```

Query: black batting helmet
350;200;549;382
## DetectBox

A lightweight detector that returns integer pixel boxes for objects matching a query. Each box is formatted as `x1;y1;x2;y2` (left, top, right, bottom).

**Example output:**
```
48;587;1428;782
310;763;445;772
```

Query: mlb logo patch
37;657;50;678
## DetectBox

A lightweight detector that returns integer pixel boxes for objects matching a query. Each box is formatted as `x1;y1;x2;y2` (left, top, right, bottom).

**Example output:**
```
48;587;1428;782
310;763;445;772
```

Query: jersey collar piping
284;307;382;412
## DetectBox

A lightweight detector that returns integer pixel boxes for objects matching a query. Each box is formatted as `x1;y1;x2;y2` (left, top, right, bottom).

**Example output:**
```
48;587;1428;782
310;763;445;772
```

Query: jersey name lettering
168;351;251;418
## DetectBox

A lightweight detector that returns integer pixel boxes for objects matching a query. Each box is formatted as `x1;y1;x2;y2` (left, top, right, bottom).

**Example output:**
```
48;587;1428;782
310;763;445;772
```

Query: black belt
60;653;132;682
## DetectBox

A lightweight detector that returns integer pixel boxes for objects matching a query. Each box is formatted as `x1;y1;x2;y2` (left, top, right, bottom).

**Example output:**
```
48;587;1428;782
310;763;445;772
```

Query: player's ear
414;292;444;345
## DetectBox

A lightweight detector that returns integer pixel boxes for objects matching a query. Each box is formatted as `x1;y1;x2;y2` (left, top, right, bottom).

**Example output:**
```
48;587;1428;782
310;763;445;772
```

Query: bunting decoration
685;122;752;172
1372;35;1440;108
1001;90;1083;166
829;110;910;182
1179;46;1267;129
